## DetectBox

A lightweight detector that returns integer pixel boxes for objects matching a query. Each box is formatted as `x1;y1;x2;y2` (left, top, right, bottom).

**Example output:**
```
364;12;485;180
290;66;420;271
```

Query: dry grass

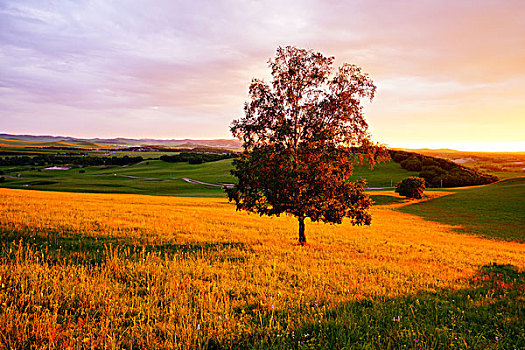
0;188;524;348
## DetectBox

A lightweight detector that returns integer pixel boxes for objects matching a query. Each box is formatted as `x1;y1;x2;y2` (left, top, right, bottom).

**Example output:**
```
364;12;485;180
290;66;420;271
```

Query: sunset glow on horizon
1;0;524;151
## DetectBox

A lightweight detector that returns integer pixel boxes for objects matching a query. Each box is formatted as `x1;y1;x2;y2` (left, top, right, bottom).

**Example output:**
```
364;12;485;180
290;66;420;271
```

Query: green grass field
0;159;416;197
0;159;236;197
398;177;525;243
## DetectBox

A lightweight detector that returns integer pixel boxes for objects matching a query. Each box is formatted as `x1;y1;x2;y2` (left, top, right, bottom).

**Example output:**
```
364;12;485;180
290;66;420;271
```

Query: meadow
1;187;524;349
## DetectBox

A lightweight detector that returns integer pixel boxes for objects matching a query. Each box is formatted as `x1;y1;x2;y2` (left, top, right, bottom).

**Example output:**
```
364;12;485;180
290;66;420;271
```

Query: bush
396;177;426;199
0;176;4;183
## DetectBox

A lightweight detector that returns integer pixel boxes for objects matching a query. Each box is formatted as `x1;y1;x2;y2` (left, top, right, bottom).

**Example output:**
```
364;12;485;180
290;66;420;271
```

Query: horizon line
1;132;524;153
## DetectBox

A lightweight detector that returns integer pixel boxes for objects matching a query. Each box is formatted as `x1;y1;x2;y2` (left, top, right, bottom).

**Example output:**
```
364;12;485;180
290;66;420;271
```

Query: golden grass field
1;188;524;348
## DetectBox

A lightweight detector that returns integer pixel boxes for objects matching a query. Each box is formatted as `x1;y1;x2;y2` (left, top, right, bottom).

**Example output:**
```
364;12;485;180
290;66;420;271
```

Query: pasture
1;187;524;349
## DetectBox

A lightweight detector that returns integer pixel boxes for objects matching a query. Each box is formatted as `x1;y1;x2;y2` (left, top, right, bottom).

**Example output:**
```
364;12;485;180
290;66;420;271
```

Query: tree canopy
227;46;387;244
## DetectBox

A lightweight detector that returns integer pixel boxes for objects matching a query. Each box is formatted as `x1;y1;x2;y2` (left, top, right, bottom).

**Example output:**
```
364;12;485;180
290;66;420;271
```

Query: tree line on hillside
0;152;237;169
159;152;237;164
390;150;498;187
120;146;237;154
0;155;144;167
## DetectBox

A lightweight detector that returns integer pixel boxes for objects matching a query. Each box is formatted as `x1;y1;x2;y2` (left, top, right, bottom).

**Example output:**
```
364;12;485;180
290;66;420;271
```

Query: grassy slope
398;177;525;242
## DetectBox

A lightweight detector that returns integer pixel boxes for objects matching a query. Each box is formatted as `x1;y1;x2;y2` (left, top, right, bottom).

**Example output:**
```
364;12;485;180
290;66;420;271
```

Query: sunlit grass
0;188;524;348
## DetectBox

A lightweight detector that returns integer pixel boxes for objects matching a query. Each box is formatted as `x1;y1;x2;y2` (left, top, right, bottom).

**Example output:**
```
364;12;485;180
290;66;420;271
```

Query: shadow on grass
215;264;524;350
395;178;525;243
0;230;248;265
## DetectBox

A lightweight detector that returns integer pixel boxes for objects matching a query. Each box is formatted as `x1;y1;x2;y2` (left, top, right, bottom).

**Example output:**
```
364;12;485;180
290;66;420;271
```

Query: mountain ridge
0;133;242;150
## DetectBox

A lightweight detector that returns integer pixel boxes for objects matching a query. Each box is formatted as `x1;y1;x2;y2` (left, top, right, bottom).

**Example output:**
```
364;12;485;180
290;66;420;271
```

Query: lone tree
227;46;387;245
395;177;426;199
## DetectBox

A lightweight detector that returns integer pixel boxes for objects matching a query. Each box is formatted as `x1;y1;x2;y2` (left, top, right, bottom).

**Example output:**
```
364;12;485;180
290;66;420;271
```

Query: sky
1;0;524;151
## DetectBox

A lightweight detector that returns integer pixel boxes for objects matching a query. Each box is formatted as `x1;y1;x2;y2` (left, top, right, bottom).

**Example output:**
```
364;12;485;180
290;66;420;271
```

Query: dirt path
180;178;399;191
181;178;234;188
87;173;157;180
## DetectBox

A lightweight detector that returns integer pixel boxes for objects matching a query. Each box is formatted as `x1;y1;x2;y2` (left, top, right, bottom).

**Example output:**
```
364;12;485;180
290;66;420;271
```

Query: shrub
396;177;426;199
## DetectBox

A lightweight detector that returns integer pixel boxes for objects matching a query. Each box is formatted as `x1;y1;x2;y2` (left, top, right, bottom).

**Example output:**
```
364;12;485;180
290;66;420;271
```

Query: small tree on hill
395;177;426;199
227;46;388;245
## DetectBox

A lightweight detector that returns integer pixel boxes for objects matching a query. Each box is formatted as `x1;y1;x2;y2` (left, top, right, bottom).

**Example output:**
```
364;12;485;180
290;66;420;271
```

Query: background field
1;135;523;197
0;159;418;197
0;159;235;197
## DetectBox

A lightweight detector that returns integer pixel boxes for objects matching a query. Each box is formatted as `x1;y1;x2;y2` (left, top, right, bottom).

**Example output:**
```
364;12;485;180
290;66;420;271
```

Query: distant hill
0;134;242;151
390;149;499;187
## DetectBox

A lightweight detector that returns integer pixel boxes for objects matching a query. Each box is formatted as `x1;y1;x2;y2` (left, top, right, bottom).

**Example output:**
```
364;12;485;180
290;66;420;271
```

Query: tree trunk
298;217;306;245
